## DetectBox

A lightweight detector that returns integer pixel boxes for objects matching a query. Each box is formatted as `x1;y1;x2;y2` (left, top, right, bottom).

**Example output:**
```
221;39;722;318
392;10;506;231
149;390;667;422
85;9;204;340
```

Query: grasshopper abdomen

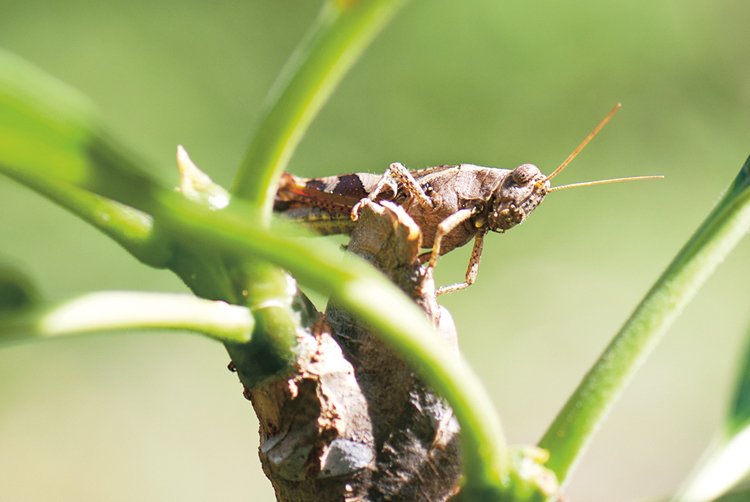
274;172;385;235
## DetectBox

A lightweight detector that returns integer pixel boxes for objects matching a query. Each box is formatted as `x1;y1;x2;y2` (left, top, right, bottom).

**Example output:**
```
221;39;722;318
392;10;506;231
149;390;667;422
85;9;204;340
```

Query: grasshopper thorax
487;163;549;232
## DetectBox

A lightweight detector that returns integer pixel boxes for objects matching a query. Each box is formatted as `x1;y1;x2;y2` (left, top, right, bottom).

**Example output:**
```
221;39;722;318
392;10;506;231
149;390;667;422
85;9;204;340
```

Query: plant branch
233;0;410;377
155;194;511;491
0;49;300;377
1;168;171;267
0;291;254;345
0;50;170;212
540;156;750;482
0;43;513;493
232;0;408;222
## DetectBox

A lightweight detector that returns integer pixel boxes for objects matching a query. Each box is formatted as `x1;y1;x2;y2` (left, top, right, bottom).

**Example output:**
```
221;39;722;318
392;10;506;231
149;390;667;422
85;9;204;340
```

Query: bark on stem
239;201;462;500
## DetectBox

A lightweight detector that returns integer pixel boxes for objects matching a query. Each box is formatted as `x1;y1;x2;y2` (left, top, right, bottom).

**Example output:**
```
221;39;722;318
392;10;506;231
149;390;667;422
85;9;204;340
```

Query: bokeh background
1;1;749;500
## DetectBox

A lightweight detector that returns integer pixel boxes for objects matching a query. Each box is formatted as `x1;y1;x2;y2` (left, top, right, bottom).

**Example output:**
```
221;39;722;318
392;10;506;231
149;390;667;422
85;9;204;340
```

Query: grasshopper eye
511;164;539;185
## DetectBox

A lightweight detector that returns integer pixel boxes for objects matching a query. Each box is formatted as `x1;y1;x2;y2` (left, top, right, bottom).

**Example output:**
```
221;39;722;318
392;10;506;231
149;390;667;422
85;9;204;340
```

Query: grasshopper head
487;164;549;232
485;105;660;233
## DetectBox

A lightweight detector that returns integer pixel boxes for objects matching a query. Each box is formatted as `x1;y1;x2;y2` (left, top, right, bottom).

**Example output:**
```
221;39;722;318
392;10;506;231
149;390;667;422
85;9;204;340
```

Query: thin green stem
0;168;171;268
540;156;750;482
0;50;185;269
342;278;510;490
0;50;296;371
1;42;512;494
0;291;254;345
230;0;409;382
232;0;408;222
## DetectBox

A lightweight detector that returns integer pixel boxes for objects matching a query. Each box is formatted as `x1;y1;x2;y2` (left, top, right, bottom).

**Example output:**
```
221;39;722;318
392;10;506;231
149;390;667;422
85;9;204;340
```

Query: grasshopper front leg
423;208;485;295
436;230;487;295
351;162;434;220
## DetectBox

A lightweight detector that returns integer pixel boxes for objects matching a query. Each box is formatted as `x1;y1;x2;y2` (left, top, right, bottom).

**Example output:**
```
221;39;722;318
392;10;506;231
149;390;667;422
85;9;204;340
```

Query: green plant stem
3;169;170;268
0;50;167;210
343;279;510;490
230;0;409;382
0;291;254;345
156;193;511;491
0;49;299;374
232;0;408;222
1;44;513;494
540;156;750;482
3;153;513;489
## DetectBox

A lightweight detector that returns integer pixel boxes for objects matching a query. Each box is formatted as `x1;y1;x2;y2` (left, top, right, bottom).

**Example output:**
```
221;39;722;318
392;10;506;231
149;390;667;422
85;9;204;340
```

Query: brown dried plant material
327;200;461;501
241;201;461;501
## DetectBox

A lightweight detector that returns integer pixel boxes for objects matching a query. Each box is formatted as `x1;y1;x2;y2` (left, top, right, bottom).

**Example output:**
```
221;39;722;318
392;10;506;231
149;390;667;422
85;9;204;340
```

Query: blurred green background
1;1;749;500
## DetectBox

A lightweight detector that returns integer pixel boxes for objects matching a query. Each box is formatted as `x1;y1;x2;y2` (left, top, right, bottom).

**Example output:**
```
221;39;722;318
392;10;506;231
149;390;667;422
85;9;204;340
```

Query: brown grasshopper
274;104;661;294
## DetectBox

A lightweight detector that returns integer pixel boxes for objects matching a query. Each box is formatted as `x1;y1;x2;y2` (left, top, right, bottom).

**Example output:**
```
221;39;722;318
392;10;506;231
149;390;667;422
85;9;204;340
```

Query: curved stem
156;193;511;491
0;291;254;345
342;278;510;490
1;168;171;268
232;0;408;222
540;156;750;482
1;40;512;494
230;0;411;390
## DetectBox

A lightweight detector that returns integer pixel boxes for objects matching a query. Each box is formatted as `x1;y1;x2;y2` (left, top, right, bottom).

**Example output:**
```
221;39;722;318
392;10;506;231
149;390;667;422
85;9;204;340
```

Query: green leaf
0;50;178;266
715;485;750;502
0;48;188;215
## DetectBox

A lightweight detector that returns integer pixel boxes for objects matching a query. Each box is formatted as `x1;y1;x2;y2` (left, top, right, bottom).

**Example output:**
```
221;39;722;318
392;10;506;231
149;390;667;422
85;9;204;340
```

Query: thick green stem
540;156;750;482
156;194;511;490
0;291;254;345
1;38;513;494
230;0;410;385
342;278;510;490
232;0;408;221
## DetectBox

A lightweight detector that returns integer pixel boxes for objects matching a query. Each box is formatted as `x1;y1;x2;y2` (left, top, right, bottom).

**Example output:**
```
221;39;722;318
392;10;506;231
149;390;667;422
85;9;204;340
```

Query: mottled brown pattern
331;173;367;198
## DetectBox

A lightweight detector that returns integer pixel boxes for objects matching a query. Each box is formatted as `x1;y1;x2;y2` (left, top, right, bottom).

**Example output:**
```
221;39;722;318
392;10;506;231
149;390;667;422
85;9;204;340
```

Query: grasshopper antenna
544;102;622;183
549;175;664;192
543;103;663;191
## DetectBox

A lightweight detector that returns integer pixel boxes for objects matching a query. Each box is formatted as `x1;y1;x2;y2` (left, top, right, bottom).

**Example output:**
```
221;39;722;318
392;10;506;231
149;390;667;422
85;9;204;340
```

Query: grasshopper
274;104;660;294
